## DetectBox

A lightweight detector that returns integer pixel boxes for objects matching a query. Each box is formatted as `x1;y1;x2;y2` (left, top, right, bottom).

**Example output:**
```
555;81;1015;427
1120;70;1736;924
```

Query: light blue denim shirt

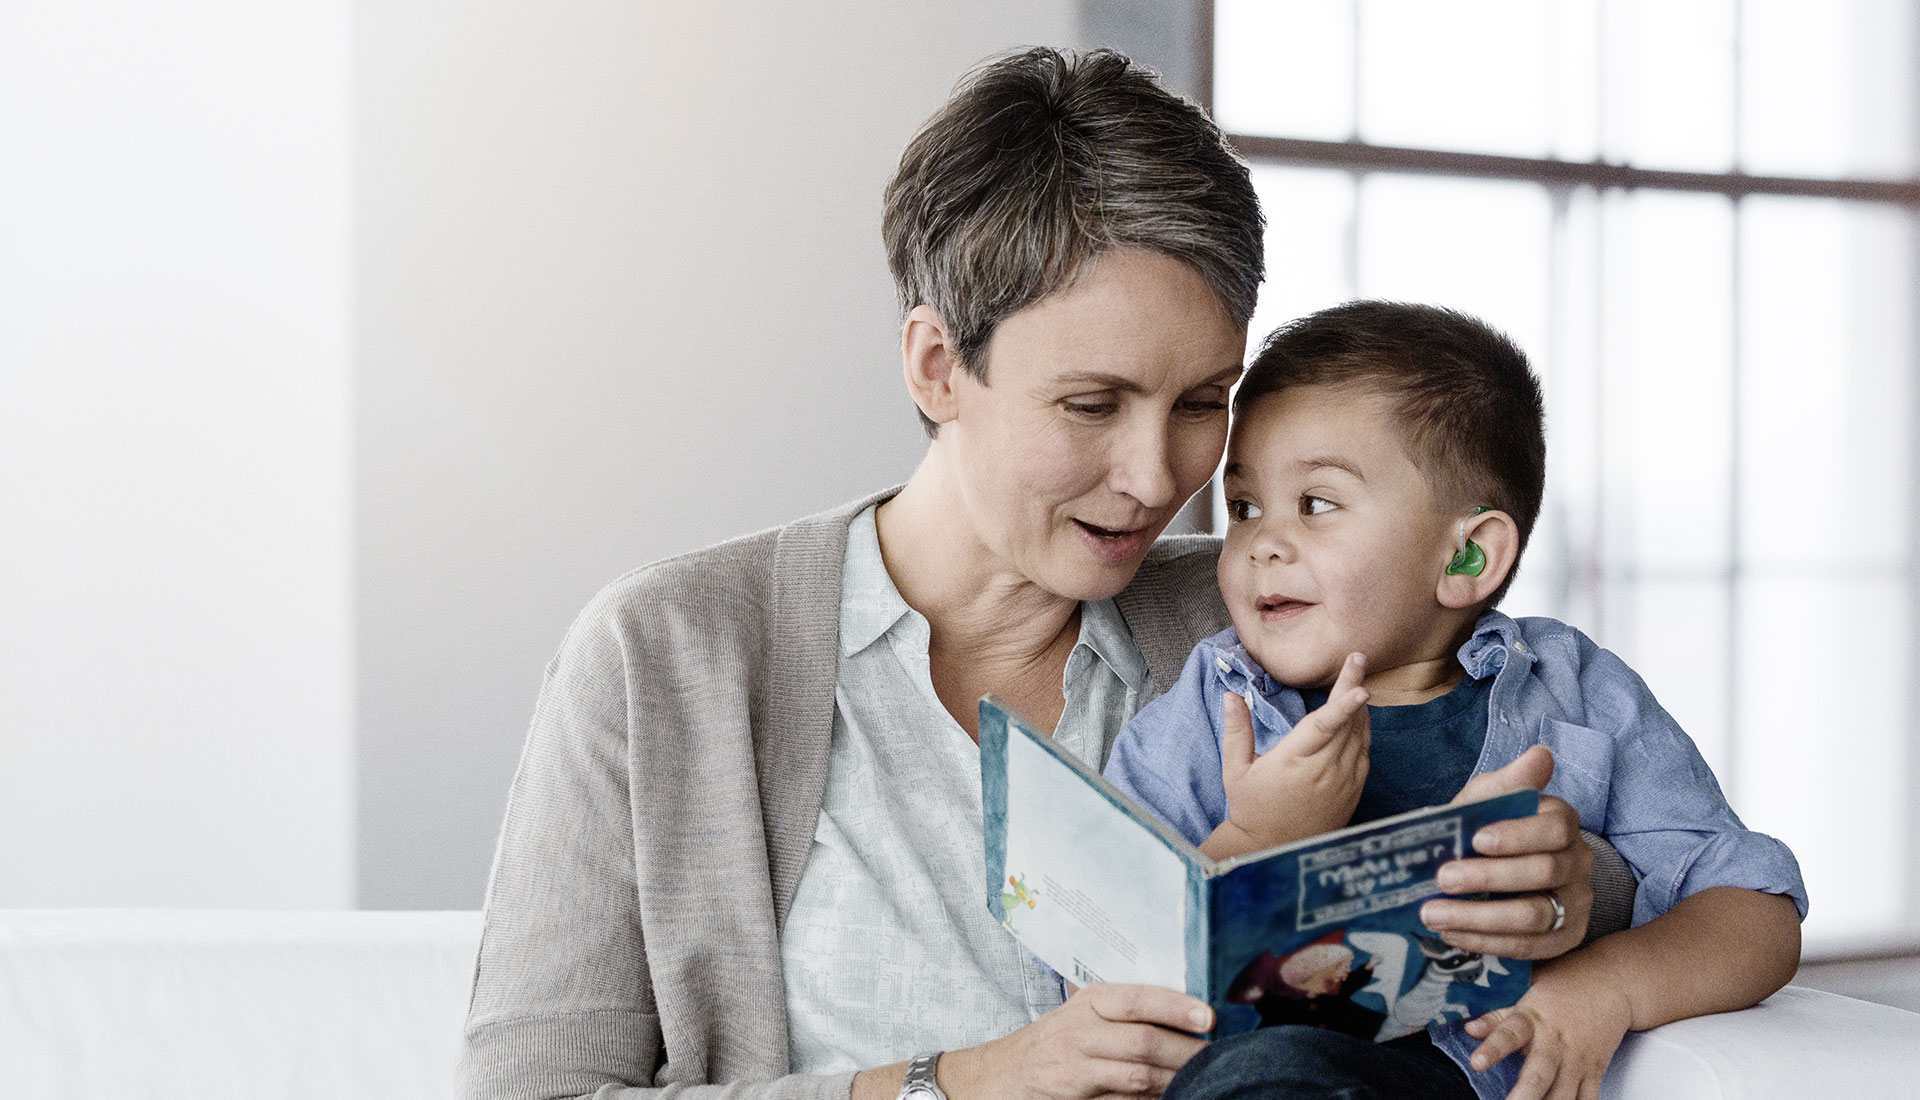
1104;610;1808;1100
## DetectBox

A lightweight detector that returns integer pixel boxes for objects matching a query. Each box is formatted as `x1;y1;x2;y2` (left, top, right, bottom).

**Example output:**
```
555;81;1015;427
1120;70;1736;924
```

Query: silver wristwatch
898;1051;947;1100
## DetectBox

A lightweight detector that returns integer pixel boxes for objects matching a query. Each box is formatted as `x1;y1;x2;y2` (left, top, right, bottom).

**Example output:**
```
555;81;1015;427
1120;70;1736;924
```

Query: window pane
1245;165;1355;355
1741;0;1917;179
1354;175;1553;364
1603;0;1736;171
1355;0;1553;157
1737;576;1910;945
1213;0;1354;140
1601;191;1734;573
1740;198;1913;568
1549;0;1602;161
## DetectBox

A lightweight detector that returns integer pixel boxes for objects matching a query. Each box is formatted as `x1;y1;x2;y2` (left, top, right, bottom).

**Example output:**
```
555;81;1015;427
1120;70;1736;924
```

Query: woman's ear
1436;508;1521;610
901;304;963;427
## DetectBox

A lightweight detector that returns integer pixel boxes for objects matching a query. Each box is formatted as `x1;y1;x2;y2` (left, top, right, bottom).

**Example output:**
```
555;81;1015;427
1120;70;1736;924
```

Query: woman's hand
1418;745;1594;960
938;983;1213;1100
1202;653;1371;860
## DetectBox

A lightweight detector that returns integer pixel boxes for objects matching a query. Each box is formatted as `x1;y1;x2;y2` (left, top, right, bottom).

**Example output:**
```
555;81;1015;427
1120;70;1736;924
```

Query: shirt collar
1074;595;1151;697
1202;609;1526;724
838;504;912;658
1457;609;1527;680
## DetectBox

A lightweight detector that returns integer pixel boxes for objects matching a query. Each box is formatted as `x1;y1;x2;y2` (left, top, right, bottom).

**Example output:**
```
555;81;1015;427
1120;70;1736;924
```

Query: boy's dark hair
1237;300;1546;607
883;47;1265;437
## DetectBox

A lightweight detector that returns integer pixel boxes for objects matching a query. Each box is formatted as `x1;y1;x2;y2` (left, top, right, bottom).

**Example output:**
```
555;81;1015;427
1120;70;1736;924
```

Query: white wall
0;3;354;906
2;0;1101;910
352;2;1084;907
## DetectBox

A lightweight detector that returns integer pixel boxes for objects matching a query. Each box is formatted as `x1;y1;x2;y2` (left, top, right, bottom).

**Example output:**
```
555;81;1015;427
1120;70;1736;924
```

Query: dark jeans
1163;1027;1477;1100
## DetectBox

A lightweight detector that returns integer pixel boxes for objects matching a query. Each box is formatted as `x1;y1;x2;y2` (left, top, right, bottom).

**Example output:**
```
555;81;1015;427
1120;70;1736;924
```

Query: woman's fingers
1451;744;1554;805
1468;795;1581;859
1073;1056;1181;1097
1082;981;1214;1034
960;984;1212;1100
1080;1026;1208;1071
1421;795;1593;957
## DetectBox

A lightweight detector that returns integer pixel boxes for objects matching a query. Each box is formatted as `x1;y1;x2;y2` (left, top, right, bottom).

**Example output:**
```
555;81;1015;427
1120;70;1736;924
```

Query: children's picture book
979;695;1537;1040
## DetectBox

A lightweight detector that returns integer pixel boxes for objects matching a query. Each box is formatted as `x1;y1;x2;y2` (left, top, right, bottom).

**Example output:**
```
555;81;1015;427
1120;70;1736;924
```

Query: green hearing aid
1446;507;1491;576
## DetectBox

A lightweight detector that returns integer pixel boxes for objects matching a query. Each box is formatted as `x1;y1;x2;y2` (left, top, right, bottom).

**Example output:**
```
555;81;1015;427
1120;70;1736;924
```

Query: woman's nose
1109;425;1177;510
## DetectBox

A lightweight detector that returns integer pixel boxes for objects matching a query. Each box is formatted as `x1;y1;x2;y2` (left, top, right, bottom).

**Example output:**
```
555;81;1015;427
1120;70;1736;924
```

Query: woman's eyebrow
1052;364;1243;393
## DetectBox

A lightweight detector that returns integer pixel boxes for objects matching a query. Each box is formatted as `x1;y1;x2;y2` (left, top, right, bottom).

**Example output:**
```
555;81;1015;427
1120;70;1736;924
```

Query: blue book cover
980;694;1536;1040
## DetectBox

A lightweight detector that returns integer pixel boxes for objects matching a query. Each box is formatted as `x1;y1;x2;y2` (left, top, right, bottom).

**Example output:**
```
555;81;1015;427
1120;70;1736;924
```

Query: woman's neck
875;461;1083;735
876;467;1079;663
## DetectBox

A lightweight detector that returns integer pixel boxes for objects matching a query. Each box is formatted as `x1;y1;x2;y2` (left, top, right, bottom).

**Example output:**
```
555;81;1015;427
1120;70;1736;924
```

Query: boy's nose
1248;521;1297;564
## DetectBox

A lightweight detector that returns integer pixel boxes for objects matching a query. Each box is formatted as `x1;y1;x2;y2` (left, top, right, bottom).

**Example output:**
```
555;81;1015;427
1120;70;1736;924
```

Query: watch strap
898;1050;947;1099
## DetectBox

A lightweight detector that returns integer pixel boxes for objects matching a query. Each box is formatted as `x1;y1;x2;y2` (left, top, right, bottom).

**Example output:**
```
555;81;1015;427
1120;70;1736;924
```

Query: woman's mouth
1073;519;1152;564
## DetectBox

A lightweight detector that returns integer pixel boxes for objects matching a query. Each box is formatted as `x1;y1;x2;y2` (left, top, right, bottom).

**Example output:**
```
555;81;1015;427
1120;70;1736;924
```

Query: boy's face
1218;384;1464;690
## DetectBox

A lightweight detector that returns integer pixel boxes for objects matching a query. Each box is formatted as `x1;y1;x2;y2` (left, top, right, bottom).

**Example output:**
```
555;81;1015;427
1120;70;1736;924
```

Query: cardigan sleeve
456;555;855;1100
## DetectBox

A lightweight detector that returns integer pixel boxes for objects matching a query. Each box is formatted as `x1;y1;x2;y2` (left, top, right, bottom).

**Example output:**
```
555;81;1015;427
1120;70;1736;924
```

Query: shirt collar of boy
1456;610;1529;681
1203;608;1525;722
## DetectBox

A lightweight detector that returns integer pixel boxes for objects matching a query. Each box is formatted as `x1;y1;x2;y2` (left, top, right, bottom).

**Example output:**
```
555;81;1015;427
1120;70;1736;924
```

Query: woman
459;48;1601;1100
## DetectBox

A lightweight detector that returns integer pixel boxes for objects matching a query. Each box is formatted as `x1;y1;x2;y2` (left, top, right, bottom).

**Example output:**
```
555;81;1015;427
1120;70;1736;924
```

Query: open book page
981;697;1194;990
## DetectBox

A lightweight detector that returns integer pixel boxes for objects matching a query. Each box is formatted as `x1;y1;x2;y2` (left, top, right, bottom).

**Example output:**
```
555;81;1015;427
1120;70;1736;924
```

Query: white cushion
0;909;482;1100
6;909;1919;1100
1604;984;1920;1099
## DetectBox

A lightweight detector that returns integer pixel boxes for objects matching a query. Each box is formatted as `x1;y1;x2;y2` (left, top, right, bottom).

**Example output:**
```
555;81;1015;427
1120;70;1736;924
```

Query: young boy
1103;301;1807;1100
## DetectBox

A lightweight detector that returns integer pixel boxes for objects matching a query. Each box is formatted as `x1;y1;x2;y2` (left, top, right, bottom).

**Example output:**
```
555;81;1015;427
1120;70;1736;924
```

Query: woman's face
941;250;1245;601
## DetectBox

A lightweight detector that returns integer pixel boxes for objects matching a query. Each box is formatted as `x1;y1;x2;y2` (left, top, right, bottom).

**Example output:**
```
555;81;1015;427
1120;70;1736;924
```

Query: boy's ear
1436;508;1520;610
901;304;964;427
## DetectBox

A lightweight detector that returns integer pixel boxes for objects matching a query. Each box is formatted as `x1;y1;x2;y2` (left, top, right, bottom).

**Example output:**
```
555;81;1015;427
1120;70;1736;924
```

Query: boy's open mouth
1256;595;1312;620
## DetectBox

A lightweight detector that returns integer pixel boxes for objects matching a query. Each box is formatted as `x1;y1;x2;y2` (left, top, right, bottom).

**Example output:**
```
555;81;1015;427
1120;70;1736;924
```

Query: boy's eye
1299;495;1336;516
1225;498;1262;522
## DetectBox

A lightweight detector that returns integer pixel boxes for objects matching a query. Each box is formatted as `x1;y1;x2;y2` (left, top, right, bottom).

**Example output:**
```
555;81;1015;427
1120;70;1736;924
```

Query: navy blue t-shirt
1303;672;1492;826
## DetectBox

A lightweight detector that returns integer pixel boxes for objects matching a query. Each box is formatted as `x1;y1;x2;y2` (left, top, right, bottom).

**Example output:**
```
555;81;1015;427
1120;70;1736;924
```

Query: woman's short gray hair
883;47;1265;436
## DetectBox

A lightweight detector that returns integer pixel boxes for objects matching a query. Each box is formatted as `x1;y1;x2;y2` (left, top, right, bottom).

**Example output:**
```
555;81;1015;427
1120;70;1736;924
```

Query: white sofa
3;909;1917;1099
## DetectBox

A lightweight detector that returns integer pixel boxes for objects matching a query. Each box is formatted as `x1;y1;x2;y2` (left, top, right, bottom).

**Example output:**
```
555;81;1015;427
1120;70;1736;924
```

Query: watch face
899;1086;941;1099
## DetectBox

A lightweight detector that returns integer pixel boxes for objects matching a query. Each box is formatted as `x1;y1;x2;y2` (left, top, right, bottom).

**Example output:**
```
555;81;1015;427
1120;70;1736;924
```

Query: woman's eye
1225;498;1262;522
1063;400;1116;419
1300;495;1336;516
1178;397;1229;416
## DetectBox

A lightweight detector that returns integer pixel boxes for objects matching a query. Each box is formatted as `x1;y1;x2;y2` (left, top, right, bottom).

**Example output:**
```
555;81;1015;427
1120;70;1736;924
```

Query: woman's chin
1033;527;1158;600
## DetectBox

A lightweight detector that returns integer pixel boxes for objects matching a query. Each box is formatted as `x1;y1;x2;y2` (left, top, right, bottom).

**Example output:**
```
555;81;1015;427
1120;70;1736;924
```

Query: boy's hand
1462;957;1632;1100
1213;652;1370;853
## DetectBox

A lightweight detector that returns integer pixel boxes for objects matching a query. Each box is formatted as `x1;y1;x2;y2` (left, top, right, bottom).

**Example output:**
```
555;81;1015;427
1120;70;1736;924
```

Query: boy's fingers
1509;1047;1557;1100
1220;691;1256;776
1329;651;1367;697
1294;683;1369;756
1467;1010;1530;1073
